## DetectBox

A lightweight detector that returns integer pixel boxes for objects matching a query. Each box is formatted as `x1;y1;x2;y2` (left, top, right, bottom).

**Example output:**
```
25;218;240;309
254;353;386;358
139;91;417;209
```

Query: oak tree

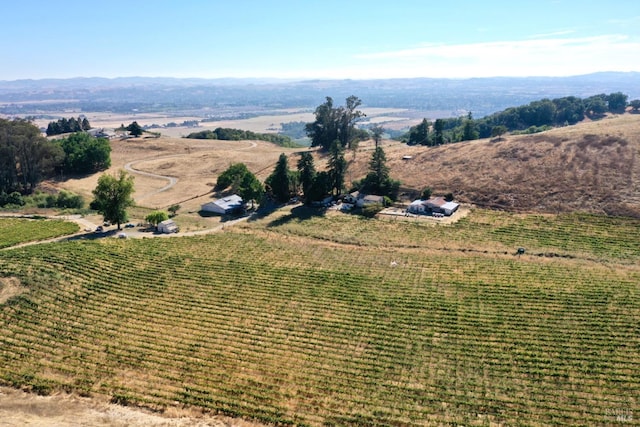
91;170;135;230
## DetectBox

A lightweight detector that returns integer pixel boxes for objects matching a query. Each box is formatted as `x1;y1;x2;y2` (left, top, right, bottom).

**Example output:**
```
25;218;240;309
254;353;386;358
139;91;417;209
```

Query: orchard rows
0;210;638;426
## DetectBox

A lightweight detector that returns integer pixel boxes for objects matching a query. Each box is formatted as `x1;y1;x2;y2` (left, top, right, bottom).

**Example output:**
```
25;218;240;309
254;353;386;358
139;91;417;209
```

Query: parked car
95;226;104;232
124;223;135;228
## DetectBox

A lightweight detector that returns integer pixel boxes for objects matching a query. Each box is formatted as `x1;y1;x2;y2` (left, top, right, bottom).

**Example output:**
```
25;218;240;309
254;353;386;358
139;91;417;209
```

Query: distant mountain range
1;72;639;119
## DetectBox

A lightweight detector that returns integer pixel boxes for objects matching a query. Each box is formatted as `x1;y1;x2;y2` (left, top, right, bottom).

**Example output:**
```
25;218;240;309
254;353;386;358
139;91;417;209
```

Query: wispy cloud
527;30;575;39
606;15;640;25
351;35;640;78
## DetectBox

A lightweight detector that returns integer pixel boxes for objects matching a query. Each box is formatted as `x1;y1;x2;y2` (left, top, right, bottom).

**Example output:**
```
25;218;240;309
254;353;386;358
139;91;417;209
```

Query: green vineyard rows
0;218;79;249
0;209;638;426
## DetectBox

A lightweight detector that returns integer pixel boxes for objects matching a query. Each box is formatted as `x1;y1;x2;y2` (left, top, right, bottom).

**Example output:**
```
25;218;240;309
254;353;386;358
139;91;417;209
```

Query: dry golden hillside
54;113;639;218
342;113;640;217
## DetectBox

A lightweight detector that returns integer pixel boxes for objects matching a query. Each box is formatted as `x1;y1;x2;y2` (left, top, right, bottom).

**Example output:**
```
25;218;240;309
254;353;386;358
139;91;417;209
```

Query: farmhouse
157;219;178;233
201;194;244;215
408;197;459;216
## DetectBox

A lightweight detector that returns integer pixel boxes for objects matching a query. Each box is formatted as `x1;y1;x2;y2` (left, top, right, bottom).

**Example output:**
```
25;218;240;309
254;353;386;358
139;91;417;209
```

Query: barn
441;201;460;216
201;194;244;215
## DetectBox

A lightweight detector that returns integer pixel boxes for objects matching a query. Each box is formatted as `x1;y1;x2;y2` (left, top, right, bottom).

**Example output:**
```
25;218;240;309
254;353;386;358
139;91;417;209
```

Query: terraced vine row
0;210;638;426
0;218;79;248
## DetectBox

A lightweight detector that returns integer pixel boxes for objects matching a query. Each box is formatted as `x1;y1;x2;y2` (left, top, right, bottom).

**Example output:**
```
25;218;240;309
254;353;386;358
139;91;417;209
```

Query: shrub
56;190;84;209
168;204;181;217
7;192;25;206
421;187;432;200
27;191;84;209
361;203;383;218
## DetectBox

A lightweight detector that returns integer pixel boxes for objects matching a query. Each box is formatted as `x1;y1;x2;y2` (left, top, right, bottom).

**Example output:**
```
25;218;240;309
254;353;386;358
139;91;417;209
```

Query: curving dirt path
124;156;180;203
1;140;265;250
123;141;258;203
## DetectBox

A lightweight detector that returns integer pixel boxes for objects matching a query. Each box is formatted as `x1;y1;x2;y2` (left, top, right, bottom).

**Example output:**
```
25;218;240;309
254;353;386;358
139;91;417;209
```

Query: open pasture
0;209;638;426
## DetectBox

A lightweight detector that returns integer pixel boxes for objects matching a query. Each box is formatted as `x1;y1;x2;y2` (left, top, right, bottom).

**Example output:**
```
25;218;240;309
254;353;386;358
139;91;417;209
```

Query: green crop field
0;208;638;426
0;218;79;249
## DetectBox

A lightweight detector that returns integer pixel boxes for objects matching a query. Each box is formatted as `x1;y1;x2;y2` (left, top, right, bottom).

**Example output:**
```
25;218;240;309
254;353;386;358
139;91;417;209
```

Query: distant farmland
0;208;638;426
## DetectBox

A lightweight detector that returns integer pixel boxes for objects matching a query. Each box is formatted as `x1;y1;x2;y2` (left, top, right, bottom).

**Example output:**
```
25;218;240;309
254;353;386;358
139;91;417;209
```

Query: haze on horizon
1;0;639;81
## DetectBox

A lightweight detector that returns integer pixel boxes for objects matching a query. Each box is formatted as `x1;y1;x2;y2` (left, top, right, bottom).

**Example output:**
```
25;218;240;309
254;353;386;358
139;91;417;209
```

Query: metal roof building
201;194;244;215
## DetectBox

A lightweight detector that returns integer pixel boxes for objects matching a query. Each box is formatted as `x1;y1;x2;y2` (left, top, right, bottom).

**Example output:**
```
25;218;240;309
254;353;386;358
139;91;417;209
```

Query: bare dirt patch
0;277;27;304
0;386;266;427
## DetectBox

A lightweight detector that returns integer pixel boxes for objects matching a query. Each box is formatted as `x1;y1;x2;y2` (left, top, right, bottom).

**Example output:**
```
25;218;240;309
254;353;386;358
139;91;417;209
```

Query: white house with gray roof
408;197;459;216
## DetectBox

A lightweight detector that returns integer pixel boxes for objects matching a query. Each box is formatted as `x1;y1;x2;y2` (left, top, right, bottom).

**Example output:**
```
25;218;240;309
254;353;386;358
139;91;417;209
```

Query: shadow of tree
266;205;326;228
246;199;281;223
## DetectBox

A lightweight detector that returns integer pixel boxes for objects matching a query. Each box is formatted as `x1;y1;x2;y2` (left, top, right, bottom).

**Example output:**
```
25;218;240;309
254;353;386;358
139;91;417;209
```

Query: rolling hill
51;112;640;221
1;109;639;427
344;113;640;217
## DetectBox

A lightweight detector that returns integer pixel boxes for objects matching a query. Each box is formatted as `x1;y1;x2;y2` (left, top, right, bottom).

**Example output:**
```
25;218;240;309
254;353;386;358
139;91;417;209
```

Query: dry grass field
54;113;640;222
34;107;415;139
56;136;300;214
343;113;640;217
0;385;268;427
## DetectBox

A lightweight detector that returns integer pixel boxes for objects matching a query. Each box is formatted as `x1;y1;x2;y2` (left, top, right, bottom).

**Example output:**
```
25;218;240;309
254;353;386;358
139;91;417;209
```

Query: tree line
46;116;91;136
210;96;400;213
0;119;111;197
263;142;398;208
185;127;300;147
405;92;636;145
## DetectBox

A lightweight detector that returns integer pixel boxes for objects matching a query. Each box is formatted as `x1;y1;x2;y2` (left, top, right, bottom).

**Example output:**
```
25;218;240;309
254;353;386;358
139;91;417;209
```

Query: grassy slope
344;113;640;217
0;209;638;426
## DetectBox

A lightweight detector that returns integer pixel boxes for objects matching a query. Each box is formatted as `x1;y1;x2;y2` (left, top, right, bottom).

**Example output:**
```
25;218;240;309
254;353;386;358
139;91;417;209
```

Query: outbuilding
440;201;460;216
201;194;244;215
158;219;178;233
357;194;384;208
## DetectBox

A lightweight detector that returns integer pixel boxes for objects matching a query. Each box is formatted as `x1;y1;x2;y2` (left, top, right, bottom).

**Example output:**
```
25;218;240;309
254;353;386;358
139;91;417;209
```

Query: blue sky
1;0;639;80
